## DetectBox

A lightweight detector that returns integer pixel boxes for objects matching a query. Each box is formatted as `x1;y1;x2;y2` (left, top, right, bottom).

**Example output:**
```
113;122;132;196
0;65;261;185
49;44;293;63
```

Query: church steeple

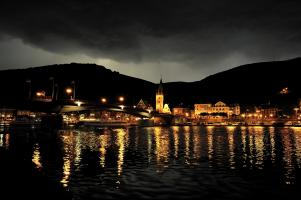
157;78;163;95
156;78;164;113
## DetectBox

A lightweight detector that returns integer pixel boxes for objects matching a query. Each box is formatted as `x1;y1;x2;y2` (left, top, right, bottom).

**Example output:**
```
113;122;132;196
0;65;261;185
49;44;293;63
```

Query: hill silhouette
1;58;301;112
165;58;301;110
0;63;155;106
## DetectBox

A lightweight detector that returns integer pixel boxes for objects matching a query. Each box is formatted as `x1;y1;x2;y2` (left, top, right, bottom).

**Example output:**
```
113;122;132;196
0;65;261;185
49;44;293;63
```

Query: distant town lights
280;87;289;94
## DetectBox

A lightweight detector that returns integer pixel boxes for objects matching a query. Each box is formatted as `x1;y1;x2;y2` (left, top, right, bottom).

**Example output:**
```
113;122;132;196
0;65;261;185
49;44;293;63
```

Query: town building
194;101;240;118
172;107;191;117
162;104;171;114
137;99;154;112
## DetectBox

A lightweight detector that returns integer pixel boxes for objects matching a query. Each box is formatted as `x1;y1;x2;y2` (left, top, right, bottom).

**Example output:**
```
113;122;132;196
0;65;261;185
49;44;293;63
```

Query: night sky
0;0;301;82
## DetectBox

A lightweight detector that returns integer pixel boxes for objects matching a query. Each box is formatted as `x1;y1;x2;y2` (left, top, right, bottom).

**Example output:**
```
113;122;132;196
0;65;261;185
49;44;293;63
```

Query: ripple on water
1;126;301;199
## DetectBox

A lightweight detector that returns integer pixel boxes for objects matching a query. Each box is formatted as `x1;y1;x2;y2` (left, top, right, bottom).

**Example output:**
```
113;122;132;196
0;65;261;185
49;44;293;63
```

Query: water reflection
32;143;42;169
227;126;235;169
0;134;3;147
116;128;128;176
172;126;179;158
207;126;214;163
99;133;110;168
1;126;301;199
154;127;170;169
60;132;73;187
0;132;10;149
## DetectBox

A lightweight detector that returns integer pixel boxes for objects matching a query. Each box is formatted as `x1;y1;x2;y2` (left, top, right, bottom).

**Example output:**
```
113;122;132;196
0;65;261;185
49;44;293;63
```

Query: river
1;125;301;199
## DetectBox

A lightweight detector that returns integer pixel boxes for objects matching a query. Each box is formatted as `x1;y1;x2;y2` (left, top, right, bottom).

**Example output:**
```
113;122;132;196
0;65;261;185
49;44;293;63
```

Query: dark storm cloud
1;0;301;72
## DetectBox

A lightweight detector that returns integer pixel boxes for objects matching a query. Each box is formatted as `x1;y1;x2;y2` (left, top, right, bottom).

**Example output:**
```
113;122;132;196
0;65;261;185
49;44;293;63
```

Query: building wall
230;105;241;116
156;94;164;113
172;107;191;116
194;104;212;115
195;102;240;117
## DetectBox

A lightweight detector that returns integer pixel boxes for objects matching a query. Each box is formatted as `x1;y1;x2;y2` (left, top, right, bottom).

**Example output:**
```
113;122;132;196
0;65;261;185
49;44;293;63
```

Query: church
155;78;171;114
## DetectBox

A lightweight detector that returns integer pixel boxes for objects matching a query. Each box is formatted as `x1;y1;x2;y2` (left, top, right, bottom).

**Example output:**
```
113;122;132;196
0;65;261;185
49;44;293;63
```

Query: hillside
1;58;301;112
0;63;156;106
164;58;301;111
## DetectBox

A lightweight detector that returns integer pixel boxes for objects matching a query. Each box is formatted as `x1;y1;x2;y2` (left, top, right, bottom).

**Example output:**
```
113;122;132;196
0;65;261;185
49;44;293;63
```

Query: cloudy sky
0;0;301;82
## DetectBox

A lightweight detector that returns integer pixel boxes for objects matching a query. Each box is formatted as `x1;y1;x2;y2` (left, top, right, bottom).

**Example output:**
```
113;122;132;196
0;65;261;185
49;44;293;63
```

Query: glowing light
184;128;190;164
172;126;179;158
280;87;289;94
36;91;45;97
66;88;72;94
0;134;3;147
32;143;42;169
101;98;107;103
118;96;124;102
115;129;128;176
61;158;71;187
120;105;125;110
5;134;9;149
154;127;170;169
99;134;110;168
60;132;72;187
207;126;213;162
75;101;82;107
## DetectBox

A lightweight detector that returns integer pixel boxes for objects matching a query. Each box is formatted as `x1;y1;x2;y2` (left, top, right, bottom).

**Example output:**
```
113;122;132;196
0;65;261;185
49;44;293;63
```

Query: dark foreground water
1;126;301;199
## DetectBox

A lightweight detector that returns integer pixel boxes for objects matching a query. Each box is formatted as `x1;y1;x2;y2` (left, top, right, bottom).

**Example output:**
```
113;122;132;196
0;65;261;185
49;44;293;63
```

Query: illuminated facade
172;107;191;117
137;99;153;112
194;101;240;117
156;78;164;113
162;104;171;114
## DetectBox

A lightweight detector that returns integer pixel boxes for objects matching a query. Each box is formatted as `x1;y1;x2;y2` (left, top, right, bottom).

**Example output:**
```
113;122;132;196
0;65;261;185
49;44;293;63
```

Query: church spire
157;77;163;95
156;77;164;113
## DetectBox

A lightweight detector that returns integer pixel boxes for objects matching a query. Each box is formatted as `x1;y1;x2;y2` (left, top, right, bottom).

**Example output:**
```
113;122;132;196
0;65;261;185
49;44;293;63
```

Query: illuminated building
137;99;154;112
194;101;240;117
172;107;191;117
162;104;171;114
259;107;279;118
156;78;164;113
194;104;212;115
172;107;195;125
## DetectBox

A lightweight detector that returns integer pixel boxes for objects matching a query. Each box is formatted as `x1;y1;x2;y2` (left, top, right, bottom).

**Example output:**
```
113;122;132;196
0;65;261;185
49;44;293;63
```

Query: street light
36;91;45;97
118;96;124;102
71;81;76;100
294;108;299;118
66;88;73;100
49;77;54;101
101;98;107;103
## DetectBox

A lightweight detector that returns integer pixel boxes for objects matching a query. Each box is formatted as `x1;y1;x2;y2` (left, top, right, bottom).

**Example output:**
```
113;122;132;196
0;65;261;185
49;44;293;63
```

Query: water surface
1;126;301;199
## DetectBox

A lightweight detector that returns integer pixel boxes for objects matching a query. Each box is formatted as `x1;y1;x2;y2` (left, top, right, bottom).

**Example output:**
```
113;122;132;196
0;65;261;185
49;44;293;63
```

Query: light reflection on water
1;126;301;199
32;143;42;169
